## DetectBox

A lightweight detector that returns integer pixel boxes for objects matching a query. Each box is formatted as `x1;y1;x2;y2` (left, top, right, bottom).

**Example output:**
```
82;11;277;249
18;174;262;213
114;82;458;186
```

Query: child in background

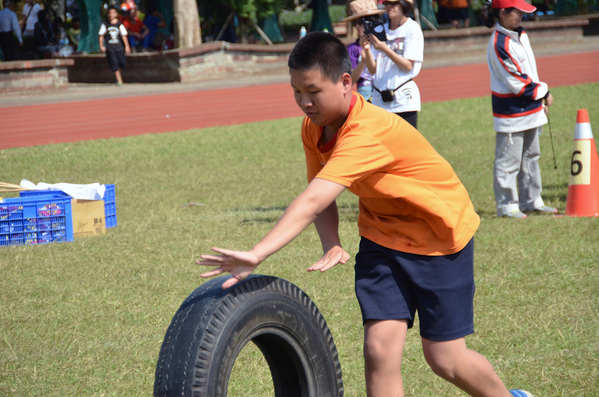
99;6;131;85
67;17;81;49
482;0;556;218
343;0;384;102
198;31;536;397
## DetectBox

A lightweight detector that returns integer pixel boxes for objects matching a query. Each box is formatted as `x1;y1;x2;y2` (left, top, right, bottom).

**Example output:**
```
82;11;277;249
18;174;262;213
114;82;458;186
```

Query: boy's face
290;67;352;129
108;9;118;20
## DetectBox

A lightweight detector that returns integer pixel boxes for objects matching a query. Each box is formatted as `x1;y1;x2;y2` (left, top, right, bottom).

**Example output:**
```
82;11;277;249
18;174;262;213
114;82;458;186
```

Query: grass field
1;83;598;397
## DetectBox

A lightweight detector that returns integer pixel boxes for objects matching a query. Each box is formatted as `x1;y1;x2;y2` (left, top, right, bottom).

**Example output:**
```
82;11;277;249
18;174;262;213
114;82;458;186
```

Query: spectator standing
435;0;454;26
482;0;557;218
0;0;23;60
363;0;424;128
99;6;131;85
21;0;42;37
449;0;471;27
343;0;384;102
33;10;59;57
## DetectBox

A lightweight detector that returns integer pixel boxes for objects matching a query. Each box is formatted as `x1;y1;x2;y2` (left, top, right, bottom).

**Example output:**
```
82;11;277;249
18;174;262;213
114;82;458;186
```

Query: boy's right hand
100;46;106;53
197;247;261;289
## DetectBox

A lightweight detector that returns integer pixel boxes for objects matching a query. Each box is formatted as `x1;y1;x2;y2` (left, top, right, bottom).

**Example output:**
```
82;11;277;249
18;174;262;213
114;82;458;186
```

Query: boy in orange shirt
198;32;533;397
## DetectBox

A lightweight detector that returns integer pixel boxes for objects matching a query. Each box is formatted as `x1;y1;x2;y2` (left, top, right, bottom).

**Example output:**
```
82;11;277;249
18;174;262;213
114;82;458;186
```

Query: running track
1;51;598;150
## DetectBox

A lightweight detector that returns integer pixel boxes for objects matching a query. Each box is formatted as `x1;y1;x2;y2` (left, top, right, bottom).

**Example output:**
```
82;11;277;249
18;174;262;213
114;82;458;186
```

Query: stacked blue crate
19;184;117;229
103;185;117;228
0;195;74;247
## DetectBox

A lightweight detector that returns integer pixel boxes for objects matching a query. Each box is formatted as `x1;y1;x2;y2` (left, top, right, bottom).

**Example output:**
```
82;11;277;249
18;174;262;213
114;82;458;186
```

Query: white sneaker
503;211;527;219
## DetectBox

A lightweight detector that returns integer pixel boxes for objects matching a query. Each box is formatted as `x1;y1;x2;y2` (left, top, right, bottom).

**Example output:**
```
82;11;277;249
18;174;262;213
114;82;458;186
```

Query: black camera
364;19;387;42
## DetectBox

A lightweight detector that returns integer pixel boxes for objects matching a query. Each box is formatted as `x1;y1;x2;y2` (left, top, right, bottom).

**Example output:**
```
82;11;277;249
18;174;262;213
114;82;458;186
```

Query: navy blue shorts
354;237;475;341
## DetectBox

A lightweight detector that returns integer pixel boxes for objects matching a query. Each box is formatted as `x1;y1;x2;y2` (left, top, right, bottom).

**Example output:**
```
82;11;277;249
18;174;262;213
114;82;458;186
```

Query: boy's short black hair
288;31;352;83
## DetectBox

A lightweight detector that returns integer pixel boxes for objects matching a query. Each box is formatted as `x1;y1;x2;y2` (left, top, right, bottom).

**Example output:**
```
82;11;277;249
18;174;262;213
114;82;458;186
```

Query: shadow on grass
542;182;569;203
237;204;359;224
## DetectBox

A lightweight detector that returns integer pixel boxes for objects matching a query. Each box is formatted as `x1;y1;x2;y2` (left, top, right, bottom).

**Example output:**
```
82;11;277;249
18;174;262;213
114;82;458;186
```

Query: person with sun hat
343;0;385;101
482;0;557;219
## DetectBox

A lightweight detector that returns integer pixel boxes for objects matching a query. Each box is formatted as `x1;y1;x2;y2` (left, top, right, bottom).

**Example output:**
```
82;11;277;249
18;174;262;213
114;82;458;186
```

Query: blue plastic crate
0;195;74;247
20;184;117;229
103;185;117;228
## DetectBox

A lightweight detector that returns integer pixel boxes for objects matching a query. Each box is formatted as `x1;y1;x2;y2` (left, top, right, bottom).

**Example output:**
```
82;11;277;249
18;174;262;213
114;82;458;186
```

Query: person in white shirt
363;0;424;128
0;0;23;60
482;0;557;219
21;0;42;37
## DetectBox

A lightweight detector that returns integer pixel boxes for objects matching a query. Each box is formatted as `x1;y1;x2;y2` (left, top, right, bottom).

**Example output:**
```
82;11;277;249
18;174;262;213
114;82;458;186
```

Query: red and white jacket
487;23;548;133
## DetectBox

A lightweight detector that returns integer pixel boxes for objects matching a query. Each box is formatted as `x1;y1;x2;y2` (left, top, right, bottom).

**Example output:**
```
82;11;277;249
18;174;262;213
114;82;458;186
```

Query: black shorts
106;47;126;71
452;7;470;21
395;111;418;129
354;237;475;341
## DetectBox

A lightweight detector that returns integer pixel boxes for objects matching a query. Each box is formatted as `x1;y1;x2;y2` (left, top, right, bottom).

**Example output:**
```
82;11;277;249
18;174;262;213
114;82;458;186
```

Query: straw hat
343;0;385;22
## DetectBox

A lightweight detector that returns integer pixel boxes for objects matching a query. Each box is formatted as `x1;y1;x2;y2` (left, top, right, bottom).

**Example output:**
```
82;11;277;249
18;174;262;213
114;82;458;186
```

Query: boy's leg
421;337;511;397
494;132;524;216
115;69;123;84
364;319;408;397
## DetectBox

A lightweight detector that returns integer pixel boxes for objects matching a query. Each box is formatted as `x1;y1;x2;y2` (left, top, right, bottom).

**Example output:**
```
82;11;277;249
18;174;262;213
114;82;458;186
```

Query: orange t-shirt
302;94;480;256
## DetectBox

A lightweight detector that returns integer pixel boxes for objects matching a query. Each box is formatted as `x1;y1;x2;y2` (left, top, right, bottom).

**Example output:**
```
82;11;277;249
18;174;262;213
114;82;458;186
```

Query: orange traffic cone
565;109;599;217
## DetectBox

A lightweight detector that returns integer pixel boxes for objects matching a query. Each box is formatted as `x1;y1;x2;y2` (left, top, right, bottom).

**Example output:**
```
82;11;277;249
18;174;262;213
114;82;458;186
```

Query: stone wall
0;59;73;93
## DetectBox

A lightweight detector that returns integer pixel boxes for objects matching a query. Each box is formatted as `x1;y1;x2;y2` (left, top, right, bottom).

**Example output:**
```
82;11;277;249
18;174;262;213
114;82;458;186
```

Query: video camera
363;18;387;42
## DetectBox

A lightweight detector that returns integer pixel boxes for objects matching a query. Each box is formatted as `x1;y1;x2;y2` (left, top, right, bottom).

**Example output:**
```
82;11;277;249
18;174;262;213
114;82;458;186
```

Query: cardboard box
72;199;106;238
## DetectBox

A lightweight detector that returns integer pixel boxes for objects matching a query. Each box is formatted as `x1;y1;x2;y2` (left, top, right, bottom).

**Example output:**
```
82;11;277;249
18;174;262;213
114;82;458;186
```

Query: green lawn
1;83;598;396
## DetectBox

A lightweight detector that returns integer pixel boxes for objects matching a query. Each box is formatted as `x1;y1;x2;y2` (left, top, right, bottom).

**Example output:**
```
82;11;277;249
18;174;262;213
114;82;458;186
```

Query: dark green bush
278;5;347;30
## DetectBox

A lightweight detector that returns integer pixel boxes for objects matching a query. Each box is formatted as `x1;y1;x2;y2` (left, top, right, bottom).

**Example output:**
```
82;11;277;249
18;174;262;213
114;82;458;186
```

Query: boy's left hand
307;246;350;272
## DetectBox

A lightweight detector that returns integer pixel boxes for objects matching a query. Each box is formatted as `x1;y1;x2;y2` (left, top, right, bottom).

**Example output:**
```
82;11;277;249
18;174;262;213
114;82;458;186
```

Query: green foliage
278;4;346;29
219;0;286;19
0;83;598;396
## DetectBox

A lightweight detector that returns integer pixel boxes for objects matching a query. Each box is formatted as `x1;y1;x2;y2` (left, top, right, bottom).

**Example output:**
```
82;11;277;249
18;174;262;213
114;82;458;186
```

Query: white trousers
493;128;545;216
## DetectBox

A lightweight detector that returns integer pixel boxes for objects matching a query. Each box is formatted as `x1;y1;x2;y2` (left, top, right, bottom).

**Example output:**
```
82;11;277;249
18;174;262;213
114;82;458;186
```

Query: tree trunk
173;0;202;48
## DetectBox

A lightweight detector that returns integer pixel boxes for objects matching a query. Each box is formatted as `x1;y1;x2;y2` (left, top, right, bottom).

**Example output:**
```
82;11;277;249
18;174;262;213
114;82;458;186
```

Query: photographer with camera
363;0;423;128
343;0;386;102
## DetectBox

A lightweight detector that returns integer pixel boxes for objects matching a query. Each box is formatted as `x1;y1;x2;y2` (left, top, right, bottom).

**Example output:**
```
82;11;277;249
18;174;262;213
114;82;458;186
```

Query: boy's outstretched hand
307;246;350;272
197;247;261;289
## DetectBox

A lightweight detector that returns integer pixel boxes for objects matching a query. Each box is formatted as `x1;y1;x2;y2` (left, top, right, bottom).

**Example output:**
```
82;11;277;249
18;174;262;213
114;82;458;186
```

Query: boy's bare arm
197;178;346;289
123;34;131;54
308;200;350;272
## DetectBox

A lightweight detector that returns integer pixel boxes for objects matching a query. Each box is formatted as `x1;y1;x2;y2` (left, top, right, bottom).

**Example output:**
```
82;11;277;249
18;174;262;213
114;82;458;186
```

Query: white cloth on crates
20;180;106;200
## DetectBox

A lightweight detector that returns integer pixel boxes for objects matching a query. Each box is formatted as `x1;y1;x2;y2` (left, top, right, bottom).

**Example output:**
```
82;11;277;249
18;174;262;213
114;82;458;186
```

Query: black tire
154;275;344;397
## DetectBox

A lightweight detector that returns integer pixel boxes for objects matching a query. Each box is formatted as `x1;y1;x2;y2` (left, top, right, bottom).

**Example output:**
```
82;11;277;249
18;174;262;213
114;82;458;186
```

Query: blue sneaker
509;390;534;397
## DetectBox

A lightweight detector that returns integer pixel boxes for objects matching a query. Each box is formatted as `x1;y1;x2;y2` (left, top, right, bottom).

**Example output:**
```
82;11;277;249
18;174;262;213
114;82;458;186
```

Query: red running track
1;51;598;150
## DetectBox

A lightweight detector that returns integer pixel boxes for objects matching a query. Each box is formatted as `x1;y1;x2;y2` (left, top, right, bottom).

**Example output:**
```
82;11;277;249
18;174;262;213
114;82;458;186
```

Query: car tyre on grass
154;274;344;397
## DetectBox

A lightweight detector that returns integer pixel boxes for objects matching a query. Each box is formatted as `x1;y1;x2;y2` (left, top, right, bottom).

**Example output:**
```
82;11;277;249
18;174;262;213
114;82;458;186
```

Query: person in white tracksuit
482;0;557;219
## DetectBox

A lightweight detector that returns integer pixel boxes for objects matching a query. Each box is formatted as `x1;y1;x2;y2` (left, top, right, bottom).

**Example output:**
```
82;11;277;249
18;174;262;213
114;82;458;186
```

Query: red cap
493;0;536;13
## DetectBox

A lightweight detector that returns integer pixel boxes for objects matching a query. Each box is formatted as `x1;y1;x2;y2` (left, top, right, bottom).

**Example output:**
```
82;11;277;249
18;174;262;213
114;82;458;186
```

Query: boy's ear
341;72;352;94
